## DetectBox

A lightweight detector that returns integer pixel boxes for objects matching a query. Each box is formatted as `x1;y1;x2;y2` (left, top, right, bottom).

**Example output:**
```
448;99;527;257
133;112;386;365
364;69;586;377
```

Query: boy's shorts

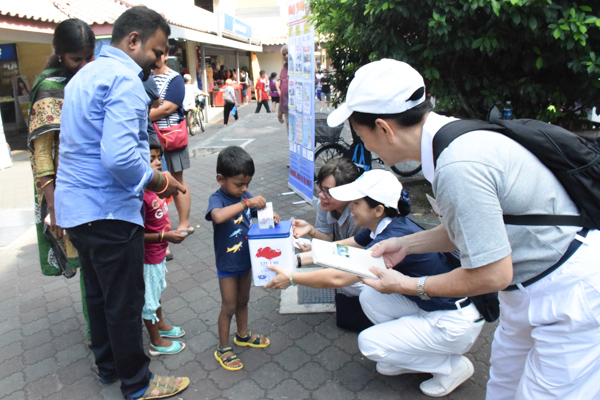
142;259;167;323
217;268;251;279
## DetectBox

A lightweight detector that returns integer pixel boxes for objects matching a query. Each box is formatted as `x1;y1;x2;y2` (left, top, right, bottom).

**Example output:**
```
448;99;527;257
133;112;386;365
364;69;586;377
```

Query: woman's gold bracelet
40;179;54;189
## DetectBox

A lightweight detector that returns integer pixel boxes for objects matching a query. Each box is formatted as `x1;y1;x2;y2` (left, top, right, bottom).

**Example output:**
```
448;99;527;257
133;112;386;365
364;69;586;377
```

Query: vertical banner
287;0;315;203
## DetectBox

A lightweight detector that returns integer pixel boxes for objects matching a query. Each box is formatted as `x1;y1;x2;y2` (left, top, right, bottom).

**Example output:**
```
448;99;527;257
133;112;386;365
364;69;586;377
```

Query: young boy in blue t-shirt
206;146;280;371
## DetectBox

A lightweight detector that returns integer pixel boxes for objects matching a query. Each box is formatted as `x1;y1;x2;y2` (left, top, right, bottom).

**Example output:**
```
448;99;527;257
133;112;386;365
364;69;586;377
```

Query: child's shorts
142;259;167;323
217;268;251;279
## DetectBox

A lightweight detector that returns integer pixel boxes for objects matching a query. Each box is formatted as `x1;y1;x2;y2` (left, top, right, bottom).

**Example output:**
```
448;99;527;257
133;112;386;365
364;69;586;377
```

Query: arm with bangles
265;236;362;290
33;131;62;237
144;229;187;244
146;169;184;199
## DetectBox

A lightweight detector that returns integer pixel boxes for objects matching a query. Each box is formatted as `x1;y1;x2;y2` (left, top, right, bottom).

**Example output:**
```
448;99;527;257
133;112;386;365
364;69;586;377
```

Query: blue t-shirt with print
354;217;461;312
206;188;256;274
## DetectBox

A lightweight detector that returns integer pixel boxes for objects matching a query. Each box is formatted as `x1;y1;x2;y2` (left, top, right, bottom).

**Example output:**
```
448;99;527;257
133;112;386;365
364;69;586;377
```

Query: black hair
217;146;255;177
46;19;95;70
149;136;163;156
316;157;360;187
111;6;170;46
350;94;432;130
270;72;277;80
363;194;411;218
259;70;266;76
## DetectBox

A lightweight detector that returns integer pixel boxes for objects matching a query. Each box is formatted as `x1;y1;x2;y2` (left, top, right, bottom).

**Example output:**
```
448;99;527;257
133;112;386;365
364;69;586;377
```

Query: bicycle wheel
390;161;422;177
187;111;196;136
197;108;205;132
314;143;346;180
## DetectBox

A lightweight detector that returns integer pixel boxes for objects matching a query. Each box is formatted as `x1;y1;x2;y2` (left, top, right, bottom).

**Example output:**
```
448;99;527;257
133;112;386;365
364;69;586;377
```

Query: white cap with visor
327;59;426;128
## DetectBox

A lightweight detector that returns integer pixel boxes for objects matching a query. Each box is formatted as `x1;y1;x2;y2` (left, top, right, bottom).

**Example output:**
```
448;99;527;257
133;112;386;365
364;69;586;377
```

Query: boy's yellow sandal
214;346;244;371
234;331;270;348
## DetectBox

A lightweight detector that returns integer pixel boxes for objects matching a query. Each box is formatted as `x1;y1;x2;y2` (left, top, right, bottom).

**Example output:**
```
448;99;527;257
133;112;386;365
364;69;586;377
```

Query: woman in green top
27;18;95;343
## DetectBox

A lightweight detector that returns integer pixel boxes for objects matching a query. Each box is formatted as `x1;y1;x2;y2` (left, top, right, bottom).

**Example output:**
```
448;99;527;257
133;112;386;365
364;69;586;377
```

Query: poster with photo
295;82;303;114
287;0;315;203
288;113;296;142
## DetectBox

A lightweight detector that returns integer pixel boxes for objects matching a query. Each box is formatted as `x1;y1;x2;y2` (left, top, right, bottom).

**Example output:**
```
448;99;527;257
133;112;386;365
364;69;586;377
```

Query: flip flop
158;326;185;338
128;374;190;400
178;228;194;235
149;341;185;356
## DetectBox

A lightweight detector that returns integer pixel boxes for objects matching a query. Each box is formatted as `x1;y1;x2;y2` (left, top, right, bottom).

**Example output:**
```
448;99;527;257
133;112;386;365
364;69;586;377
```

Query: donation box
248;220;294;286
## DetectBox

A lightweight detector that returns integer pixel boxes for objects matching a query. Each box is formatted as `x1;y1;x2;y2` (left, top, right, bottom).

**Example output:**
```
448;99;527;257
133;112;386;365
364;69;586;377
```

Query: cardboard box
247;220;295;286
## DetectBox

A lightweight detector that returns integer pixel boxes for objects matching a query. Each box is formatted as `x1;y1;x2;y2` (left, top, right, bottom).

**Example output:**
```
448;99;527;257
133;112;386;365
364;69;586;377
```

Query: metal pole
235;50;240;83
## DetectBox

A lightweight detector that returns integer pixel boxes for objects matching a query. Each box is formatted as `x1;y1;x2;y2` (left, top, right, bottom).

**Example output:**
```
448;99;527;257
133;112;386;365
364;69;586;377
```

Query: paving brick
24;373;63;399
296;331;331;355
21;329;53;351
0;356;24;381
23;357;56;382
21;316;50;337
221;378;265;400
0;371;26;398
0;329;22;350
55;343;88;367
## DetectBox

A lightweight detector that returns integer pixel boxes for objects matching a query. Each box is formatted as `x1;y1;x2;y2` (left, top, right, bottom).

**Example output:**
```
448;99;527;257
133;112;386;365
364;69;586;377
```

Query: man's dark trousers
67;219;151;398
255;100;271;113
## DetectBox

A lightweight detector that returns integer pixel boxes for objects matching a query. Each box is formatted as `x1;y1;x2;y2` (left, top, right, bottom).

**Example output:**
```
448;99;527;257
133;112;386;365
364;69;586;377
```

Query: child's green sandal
214;346;243;371
234;331;270;348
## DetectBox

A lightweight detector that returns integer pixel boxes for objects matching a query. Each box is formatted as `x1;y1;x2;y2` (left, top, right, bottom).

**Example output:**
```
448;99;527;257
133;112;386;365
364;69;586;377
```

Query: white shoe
376;362;415;376
419;356;474;397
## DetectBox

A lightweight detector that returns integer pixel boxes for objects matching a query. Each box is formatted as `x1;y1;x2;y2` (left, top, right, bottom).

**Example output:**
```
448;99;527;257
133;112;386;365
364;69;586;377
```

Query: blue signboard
223;14;252;39
0;44;17;61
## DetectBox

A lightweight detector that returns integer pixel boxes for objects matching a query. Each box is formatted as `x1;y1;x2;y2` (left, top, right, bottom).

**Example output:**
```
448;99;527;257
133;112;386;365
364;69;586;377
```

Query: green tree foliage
310;0;600;126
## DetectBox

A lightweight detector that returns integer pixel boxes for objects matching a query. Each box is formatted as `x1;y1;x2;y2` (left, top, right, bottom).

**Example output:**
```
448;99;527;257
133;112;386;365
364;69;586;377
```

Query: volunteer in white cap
328;58;600;400
266;170;483;397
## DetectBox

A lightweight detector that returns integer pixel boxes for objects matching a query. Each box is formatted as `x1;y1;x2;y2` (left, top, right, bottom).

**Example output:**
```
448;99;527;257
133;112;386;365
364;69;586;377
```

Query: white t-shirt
422;112;581;285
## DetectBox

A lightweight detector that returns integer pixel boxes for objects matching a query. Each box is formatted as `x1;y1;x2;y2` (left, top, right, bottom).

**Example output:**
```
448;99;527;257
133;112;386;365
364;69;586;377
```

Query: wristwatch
417;276;431;301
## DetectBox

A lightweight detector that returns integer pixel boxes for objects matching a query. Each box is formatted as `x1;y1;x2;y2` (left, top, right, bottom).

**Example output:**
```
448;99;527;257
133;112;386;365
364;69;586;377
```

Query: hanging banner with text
287;0;315;203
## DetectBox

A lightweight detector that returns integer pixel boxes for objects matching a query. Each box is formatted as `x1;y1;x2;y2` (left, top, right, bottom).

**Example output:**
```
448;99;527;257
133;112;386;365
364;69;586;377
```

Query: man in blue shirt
56;6;188;399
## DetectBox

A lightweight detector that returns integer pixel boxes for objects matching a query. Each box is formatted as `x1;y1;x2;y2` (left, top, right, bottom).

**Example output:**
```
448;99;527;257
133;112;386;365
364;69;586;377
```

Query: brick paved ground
0;106;494;399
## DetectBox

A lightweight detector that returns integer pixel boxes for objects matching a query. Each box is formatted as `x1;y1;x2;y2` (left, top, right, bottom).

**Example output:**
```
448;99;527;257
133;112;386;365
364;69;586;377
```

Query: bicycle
186;96;207;136
313;113;422;178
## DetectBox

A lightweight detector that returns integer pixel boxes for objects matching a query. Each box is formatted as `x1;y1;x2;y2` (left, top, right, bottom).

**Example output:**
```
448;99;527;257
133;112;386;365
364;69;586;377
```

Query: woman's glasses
317;185;332;198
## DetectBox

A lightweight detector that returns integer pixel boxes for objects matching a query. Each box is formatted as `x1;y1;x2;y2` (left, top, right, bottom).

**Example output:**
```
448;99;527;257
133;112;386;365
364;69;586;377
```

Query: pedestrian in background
151;47;195;249
54;6;188;399
239;67;249;105
254;70;271;113
269;72;280;115
223;79;238;126
278;45;289;130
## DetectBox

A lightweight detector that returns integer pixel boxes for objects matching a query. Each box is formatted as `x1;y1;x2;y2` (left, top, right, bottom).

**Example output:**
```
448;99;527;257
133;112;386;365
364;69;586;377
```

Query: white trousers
358;287;483;375
487;229;600;400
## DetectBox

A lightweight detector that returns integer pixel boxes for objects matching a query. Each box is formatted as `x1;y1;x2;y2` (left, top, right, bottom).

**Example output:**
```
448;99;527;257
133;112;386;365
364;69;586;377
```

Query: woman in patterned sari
27;18;96;344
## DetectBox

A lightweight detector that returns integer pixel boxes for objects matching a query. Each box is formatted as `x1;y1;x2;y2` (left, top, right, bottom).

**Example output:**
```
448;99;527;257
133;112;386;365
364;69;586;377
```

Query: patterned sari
27;68;81;278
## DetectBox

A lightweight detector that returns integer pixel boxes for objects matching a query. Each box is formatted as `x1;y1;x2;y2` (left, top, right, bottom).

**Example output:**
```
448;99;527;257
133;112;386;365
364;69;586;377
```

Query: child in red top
254;70;271;113
142;138;189;356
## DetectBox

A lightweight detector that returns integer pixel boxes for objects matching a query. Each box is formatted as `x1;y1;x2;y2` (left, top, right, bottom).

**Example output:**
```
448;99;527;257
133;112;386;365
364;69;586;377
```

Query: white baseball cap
329;169;402;211
327;59;426;127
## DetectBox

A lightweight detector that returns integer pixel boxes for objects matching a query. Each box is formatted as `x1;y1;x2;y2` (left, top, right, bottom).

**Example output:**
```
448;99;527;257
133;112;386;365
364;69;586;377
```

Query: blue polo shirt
56;46;154;228
354;217;460;312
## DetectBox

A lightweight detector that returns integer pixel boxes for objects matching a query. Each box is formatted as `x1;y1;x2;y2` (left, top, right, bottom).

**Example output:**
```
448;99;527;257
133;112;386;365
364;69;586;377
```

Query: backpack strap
433;119;584;227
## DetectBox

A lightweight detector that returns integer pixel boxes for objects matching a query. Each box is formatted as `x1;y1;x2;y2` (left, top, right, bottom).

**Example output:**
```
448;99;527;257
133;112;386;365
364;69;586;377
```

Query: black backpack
433;111;600;229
